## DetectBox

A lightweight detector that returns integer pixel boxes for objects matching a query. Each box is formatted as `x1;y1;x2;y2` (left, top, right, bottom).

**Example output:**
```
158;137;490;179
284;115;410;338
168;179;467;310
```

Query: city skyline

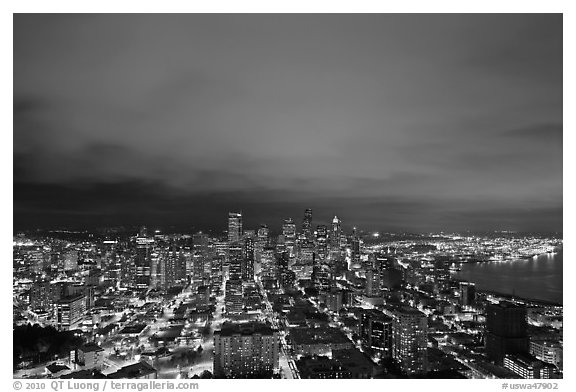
13;14;562;233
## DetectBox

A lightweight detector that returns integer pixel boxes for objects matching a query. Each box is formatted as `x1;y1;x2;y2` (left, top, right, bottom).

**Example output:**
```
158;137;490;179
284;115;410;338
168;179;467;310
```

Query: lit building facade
282;218;296;257
55;294;86;331
392;306;428;375
213;322;279;378
228;212;243;244
503;354;556;379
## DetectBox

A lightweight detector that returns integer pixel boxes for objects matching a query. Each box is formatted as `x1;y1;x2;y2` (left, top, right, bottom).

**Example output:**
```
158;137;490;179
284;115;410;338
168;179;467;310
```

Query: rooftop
79;343;104;353
290;327;351;345
215;322;276;337
107;361;157;379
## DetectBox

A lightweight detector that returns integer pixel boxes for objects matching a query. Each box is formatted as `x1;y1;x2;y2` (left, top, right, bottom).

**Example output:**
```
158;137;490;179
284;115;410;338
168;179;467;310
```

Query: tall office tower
277;251;293;288
257;224;269;245
302;208;313;240
312;262;332;291
214;240;229;263
30;280;52;311
361;309;393;359
277;251;289;271
299;241;315;268
210;255;224;290
350;229;361;268
213;322;280;378
242;237;255;282
275;234;287;255
329;216;342;259
119;253;134;288
282;218;297;257
365;268;381;297
225;279;243;315
151;248;162;288
228;243;243;281
192;232;210;282
254;224;269;262
315;224;328;261
260;246;277;280
459;281;476;307
376;253;394;270
228;212;243;243
135;227;154;290
392;306;428;375
164;246;186;289
54;294;86;331
485;301;529;364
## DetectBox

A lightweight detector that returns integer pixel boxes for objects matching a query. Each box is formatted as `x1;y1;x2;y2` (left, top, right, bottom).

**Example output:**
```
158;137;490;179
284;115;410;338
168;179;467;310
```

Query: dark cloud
13;14;563;232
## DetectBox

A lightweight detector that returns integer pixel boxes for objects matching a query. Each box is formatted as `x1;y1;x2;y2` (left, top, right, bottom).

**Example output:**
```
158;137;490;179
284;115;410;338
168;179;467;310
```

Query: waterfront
457;252;563;304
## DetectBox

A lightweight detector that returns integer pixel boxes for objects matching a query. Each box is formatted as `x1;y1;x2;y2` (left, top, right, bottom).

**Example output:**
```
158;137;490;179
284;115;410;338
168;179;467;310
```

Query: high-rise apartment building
213;322;279;378
392;306;428;375
163;246;186;289
365;269;381;297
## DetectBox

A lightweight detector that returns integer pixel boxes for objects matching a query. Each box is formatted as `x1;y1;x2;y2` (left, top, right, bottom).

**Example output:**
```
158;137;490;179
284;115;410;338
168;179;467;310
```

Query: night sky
13;14;563;233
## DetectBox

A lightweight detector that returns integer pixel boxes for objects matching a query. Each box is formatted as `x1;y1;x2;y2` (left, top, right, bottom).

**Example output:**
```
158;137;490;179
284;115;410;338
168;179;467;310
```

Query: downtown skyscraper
302;208;313;241
228;212;243;243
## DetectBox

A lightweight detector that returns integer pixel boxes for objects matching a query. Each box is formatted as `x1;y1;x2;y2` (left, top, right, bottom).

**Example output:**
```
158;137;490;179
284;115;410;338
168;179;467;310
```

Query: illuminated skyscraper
135;226;154;289
392;306;428;375
228;212;243;243
224;279;243;315
260;247;277;280
192;232;210;282
257;224;269;245
302;208;313;240
330;216;342;258
315;224;328;261
365;268;381;297
228;243;243;281
254;224;269;263
299;241;315;268
282;218;297;257
242;237;254;282
164;246;186;289
350;228;361;268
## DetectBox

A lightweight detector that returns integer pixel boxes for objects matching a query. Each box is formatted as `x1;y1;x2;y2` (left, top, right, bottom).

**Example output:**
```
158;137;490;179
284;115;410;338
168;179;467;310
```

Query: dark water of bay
456;252;563;304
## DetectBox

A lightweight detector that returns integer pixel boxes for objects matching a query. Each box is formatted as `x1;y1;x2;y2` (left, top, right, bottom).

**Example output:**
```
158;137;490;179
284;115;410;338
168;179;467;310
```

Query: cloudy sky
13;14;562;233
